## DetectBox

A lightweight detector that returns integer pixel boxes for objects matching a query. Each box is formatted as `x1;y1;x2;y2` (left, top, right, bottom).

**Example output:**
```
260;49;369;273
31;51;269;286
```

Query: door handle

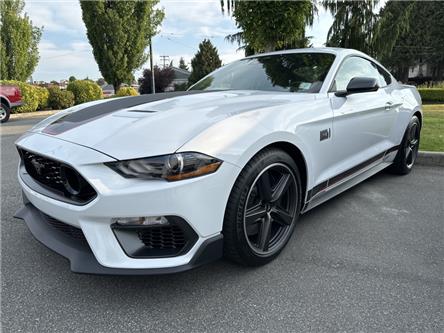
385;101;394;111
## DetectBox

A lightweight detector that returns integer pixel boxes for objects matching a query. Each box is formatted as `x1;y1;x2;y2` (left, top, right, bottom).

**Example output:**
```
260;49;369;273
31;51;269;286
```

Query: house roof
171;67;191;80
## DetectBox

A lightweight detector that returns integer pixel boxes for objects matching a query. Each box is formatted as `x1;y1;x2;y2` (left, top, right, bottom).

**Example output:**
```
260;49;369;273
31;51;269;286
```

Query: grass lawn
420;104;444;152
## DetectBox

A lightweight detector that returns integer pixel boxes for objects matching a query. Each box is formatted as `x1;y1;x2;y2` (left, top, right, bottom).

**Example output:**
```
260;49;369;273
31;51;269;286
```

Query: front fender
177;113;314;189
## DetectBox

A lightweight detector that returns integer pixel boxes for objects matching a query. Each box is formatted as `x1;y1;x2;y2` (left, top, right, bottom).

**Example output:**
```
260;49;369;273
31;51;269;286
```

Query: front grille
42;213;87;243
19;148;96;204
137;225;187;250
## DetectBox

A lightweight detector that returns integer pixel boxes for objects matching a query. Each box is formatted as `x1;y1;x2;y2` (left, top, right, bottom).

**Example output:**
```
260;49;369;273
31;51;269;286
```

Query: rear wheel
389;115;421;175
0;103;11;123
223;148;302;266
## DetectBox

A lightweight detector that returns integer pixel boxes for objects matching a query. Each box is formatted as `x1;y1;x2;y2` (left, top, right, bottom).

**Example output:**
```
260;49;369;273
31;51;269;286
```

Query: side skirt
301;146;399;213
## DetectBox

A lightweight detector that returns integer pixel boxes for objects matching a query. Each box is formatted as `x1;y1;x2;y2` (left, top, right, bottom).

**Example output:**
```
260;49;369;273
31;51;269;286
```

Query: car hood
29;90;315;160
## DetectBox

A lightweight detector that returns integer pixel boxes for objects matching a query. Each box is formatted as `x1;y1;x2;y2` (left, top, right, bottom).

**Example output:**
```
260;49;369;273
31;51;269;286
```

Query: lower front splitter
14;203;223;275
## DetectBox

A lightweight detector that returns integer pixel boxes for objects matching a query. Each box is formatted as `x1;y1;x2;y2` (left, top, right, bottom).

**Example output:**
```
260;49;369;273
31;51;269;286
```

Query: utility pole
160;55;170;68
149;36;155;94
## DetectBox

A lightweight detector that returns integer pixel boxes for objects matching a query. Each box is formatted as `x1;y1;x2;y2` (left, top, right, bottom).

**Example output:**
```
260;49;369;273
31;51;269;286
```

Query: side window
332;57;384;92
375;64;392;86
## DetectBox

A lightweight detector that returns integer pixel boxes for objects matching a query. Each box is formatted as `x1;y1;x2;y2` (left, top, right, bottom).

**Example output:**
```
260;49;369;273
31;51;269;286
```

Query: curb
11;110;60;120
416;151;444;167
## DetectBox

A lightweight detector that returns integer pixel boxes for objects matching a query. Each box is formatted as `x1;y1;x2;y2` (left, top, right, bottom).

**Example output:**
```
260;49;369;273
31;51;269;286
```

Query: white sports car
15;48;422;274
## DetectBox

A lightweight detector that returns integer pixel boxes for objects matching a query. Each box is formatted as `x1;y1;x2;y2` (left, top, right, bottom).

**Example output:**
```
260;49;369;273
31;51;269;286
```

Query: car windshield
189;52;335;93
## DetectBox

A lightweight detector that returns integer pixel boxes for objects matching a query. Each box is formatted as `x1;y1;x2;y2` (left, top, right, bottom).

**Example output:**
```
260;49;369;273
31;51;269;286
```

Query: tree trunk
113;82;121;93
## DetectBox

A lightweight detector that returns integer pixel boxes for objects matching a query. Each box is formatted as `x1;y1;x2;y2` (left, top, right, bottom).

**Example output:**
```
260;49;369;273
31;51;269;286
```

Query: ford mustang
15;48;422;274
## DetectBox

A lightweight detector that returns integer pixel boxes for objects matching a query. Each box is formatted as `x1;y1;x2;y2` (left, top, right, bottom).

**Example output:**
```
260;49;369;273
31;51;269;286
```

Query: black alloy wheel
223;148;302;266
405;121;420;169
243;163;298;255
389;115;421;175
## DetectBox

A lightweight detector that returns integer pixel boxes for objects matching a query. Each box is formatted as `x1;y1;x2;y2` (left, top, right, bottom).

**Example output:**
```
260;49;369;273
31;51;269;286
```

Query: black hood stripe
43;91;208;135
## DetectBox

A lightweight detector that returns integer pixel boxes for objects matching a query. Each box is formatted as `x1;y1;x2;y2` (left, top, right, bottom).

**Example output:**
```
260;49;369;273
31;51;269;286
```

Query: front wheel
0;103;11;123
389;115;421;175
223;148;302;266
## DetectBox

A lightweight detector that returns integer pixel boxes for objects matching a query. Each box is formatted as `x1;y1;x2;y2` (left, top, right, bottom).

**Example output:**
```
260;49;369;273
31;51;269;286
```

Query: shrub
0;80;40;113
418;88;444;103
418;81;444;88
47;87;75;110
34;86;49;110
67;80;102;105
115;87;138;97
174;82;189;91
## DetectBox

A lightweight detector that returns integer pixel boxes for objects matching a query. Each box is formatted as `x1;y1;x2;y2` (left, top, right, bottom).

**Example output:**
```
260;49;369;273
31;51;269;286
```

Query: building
165;67;191;91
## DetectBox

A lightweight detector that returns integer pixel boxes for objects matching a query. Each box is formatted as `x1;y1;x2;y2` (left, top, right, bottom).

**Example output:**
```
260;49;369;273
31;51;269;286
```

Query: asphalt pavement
1;117;443;332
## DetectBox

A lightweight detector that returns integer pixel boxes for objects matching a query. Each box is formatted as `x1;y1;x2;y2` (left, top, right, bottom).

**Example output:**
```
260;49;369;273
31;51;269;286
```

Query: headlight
105;152;222;181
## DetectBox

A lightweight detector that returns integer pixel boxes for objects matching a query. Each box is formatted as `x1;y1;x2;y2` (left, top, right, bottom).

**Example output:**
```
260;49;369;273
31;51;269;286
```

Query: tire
223;148;302;266
388;115;421;175
0;103;11;123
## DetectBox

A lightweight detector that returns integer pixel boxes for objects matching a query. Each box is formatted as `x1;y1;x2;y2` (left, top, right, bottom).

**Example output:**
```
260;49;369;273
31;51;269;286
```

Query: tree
221;1;315;54
322;0;378;56
188;39;222;84
138;66;174;94
179;57;189;71
0;0;42;81
96;77;106;86
373;1;444;82
80;0;164;91
69;76;77;82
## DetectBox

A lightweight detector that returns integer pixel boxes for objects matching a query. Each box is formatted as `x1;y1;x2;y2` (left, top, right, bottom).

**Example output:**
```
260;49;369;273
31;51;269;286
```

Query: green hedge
418;88;444;103
115;87;138;97
0;80;50;113
67;80;102;105
35;85;49;110
47;86;75;110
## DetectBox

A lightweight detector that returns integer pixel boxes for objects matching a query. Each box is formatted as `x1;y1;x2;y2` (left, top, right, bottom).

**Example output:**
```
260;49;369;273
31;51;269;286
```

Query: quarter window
332;56;389;92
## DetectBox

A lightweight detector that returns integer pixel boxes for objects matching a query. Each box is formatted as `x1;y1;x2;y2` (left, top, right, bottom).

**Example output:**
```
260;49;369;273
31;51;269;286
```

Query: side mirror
335;77;379;97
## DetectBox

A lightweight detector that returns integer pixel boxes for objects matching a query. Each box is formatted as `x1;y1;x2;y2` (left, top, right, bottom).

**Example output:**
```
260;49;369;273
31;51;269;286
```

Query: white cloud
158;0;238;39
34;39;100;81
25;0;85;35
307;8;332;47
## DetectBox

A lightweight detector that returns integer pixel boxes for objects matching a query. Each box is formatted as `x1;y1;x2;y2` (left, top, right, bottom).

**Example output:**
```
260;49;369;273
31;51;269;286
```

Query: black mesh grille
137;225;186;250
42;213;87;243
19;149;96;204
112;218;198;258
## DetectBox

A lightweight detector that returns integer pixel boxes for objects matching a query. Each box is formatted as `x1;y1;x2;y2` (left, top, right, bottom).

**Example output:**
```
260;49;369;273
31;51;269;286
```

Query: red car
0;84;23;123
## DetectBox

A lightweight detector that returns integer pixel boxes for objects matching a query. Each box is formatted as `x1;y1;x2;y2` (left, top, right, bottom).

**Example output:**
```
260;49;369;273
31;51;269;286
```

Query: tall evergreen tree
179;57;189;71
221;0;315;54
322;0;378;55
374;0;444;82
188;39;222;84
0;0;42;81
80;0;164;91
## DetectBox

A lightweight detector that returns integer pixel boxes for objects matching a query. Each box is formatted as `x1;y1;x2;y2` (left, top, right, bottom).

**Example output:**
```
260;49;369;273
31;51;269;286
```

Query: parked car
101;84;115;97
15;48;422;274
0;84;22;123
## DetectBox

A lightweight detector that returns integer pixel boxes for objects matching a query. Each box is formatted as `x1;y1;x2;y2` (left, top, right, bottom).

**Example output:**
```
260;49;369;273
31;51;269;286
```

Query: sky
23;0;339;82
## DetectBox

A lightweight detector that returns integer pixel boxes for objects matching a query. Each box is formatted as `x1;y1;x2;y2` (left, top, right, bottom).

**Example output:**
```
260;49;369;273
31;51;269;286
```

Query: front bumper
15;132;241;274
10;101;23;108
15;202;223;275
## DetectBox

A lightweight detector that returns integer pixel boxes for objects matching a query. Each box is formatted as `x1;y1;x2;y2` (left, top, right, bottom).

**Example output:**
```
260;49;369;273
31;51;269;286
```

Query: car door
327;56;398;178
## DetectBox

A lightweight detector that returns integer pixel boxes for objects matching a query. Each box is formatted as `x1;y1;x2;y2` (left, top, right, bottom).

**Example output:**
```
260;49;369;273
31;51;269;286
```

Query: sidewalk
11;110;60;120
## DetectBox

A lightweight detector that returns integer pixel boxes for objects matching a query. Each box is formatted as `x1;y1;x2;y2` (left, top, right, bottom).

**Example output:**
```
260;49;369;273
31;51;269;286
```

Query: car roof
244;47;366;59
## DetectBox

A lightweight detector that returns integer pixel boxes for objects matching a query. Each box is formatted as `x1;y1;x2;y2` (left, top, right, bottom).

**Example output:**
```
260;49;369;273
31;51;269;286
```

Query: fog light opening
113;216;169;226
